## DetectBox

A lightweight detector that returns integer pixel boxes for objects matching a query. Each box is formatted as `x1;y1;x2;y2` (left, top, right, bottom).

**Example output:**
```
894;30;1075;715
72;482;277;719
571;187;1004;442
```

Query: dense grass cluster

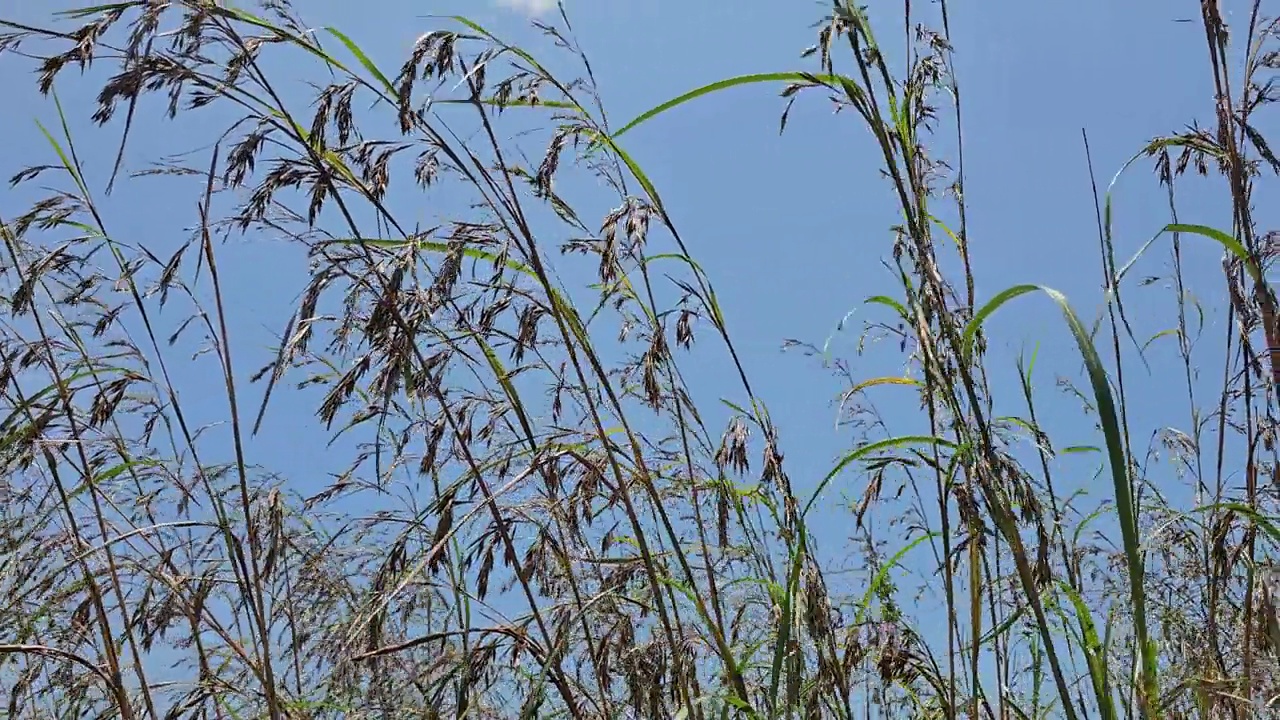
1;1;1279;718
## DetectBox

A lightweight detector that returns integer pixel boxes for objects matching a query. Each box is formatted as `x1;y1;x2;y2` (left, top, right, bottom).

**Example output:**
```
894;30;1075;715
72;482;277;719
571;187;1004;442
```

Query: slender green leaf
325;27;397;96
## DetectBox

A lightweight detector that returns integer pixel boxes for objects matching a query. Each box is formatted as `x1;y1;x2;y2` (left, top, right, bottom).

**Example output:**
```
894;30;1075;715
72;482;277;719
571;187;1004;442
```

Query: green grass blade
804;435;956;518
853;532;937;626
1059;580;1118;720
613;73;815;139
324;27;397;96
962;283;1158;716
961;284;1039;360
1163;223;1261;283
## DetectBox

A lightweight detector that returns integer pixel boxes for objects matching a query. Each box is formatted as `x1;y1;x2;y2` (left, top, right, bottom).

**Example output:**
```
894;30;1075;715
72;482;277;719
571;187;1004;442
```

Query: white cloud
494;0;559;16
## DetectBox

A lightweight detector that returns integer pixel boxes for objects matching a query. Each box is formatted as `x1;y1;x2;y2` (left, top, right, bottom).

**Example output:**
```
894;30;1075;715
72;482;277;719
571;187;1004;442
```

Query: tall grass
0;1;1278;718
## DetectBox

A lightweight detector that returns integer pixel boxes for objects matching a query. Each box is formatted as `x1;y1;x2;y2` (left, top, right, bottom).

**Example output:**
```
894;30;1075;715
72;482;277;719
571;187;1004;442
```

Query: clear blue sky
2;0;1274;703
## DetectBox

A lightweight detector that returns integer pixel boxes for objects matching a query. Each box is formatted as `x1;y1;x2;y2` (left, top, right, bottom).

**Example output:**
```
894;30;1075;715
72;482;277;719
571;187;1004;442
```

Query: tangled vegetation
1;1;1279;718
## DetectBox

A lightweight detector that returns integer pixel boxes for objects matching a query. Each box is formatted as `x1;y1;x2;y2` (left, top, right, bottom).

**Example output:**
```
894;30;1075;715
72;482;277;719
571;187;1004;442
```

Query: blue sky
2;0;1275;708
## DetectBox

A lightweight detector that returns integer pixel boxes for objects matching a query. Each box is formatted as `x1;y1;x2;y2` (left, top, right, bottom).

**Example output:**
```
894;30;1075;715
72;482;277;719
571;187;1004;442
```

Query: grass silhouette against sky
1;0;1277;717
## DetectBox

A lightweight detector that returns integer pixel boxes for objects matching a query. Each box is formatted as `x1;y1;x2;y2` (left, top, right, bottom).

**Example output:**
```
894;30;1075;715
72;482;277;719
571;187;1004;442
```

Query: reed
0;1;1277;717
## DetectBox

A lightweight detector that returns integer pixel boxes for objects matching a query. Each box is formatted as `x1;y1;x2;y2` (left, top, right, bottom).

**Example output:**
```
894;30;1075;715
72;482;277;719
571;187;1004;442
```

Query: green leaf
865;294;910;320
1163;223;1261;284
325;27;397;97
963;283;1158;716
961;284;1039;360
804;435;956;517
613;72;836;139
853;532;938;627
1059;580;1118;720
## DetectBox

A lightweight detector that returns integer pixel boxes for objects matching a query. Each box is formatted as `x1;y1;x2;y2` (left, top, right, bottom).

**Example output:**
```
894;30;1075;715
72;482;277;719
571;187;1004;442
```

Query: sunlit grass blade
613;73;827;139
804;435;957;517
962;283;1158;716
324;27;397;96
